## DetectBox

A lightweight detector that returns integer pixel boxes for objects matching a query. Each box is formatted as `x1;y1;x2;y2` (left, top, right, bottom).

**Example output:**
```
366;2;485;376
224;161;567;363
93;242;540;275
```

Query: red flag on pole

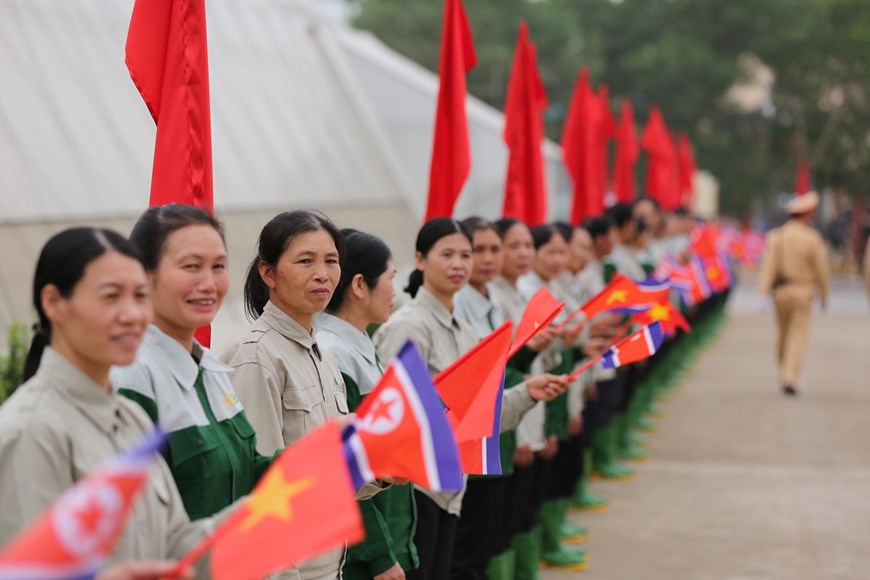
641;107;678;211
425;0;477;221
503;21;549;226
126;0;213;212
563;68;602;225
677;134;697;209
127;0;215;345
795;160;811;195
614;99;639;204
594;85;615;207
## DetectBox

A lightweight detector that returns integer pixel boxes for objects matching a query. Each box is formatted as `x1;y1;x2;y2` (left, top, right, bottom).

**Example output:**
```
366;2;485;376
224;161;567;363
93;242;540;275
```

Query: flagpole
566;356;601;382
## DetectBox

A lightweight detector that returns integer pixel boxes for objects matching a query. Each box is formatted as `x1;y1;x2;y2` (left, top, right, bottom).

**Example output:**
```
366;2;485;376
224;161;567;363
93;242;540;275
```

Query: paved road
544;277;870;580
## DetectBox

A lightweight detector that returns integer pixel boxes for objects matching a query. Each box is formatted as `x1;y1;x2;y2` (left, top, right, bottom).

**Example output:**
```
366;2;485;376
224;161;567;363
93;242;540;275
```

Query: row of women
0;199;697;580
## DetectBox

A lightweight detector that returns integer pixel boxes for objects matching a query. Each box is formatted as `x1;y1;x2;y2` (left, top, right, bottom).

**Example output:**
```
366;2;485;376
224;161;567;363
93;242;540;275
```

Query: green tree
352;0;870;215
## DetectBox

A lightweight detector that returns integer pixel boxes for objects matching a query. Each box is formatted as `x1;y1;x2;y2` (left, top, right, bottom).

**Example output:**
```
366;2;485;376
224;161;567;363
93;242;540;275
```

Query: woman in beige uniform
0;228;205;577
373;218;563;580
221;211;386;580
373;218;478;580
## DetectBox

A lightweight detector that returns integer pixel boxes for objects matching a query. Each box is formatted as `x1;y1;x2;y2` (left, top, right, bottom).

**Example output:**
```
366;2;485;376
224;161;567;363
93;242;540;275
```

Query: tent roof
0;0;411;224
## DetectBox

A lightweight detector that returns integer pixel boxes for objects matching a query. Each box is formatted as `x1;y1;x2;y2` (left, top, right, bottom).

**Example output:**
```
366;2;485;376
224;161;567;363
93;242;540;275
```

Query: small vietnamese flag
343;341;464;491
576;273;669;320
435;322;513;441
631;302;691;336
205;423;363;580
0;429;165;580
508;287;564;358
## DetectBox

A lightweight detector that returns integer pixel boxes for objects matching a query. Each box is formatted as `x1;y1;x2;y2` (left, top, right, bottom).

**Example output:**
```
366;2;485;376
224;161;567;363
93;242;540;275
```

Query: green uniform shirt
112;325;271;521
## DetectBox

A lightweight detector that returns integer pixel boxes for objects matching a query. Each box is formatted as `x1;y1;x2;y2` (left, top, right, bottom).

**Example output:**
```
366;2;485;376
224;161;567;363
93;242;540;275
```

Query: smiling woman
111;204;274;523
0;227;211;573
221;211;388;580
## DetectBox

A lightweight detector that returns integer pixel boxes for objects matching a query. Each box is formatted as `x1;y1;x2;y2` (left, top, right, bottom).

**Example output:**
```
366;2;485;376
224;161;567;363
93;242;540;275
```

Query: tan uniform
0;348;210;564
222;300;384;580
758;220;830;386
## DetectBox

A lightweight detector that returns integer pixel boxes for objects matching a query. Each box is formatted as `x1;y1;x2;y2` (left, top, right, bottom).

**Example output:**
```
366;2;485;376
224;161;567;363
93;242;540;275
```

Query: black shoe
783;386;798;397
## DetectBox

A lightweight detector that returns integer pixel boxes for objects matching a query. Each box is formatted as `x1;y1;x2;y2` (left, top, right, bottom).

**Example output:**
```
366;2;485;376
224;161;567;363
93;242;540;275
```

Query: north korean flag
0;429;166;579
601;321;665;369
344;341;464;492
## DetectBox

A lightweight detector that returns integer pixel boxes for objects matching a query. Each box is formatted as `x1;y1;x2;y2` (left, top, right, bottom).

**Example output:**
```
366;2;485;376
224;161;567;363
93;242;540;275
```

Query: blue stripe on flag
341;425;368;491
396;342;464;492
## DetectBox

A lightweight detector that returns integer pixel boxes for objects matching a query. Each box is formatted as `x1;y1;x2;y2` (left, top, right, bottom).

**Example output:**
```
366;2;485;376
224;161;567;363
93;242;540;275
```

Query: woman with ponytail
373;218;564;580
221;211;389;580
317;229;417;580
0;227;209;576
450;217;570;580
372;218;477;580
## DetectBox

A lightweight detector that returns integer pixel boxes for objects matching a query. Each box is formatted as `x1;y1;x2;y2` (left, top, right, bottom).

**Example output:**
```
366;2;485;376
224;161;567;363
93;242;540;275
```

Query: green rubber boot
486;547;515;580
538;500;587;570
571;450;609;511
593;422;635;480
561;521;589;544
513;528;541;580
631;431;649;448
617;412;648;461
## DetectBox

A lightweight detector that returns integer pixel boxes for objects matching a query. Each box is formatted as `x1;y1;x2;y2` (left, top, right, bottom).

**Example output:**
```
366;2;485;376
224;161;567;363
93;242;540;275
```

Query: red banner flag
614;99;639;204
509;287;565;358
677;134;697;208
503;22;549;226
425;0;477;221
435;322;513;441
563;68;603;225
127;0;215;346
641;107;679;211
126;0;213;212
200;423;362;580
795;160;811;195
595;85;616;206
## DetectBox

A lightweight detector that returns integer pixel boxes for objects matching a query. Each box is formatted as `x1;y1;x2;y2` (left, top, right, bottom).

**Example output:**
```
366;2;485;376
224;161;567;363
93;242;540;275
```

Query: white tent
0;0;569;351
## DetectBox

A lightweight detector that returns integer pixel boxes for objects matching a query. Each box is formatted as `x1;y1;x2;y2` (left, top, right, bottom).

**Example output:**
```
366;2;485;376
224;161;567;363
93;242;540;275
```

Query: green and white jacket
112;325;271;521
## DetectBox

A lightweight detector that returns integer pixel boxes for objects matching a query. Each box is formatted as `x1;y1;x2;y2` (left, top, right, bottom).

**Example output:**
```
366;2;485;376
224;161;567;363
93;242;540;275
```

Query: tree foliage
352;0;870;215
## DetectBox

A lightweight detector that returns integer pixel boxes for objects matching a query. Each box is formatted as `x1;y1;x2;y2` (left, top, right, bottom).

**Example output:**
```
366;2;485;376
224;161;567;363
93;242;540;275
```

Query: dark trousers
544;434;585;500
506;463;537;537
449;477;506;579
407;490;458;580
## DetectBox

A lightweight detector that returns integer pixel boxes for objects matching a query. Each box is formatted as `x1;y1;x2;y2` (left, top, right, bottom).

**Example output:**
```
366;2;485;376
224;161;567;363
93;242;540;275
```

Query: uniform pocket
167;427;220;482
281;385;324;444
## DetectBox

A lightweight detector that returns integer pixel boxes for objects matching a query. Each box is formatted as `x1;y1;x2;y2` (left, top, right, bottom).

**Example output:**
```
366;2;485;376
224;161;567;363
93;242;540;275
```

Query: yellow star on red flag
240;471;314;533
605;289;629;305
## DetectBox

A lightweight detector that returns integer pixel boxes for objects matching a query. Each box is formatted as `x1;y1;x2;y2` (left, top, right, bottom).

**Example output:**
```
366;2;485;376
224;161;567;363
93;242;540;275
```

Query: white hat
784;191;819;215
